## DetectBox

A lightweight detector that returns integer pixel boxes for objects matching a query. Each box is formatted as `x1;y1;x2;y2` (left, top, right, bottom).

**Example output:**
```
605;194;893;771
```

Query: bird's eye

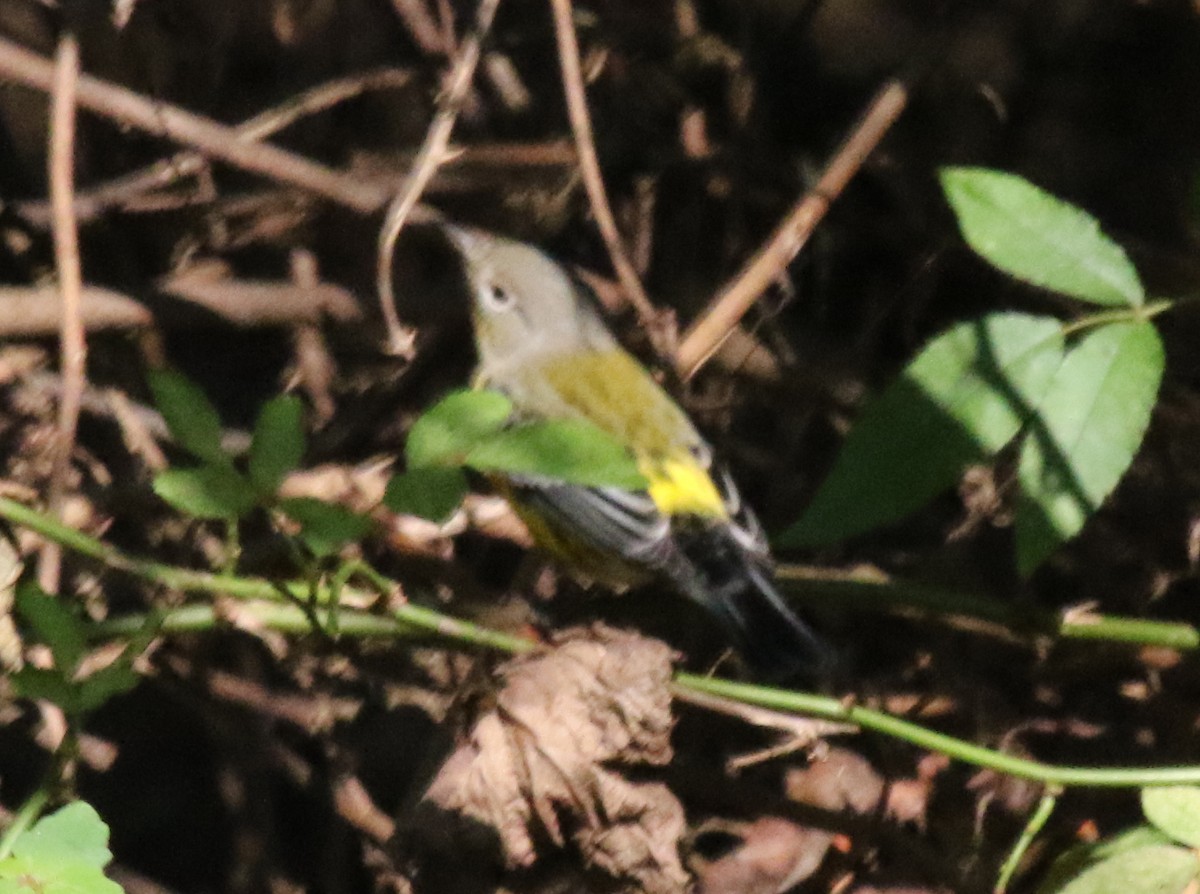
481;281;514;311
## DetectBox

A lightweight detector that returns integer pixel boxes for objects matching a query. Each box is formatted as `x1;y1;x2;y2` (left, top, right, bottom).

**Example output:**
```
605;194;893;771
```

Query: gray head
444;225;616;377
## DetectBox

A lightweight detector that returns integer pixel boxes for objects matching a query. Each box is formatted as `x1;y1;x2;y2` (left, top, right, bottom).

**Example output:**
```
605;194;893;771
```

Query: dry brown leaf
404;625;689;894
785;747;885;815
689;817;833;894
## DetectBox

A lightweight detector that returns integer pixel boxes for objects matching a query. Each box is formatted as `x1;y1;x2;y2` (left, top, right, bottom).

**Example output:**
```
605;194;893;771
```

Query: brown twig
161;269;363;326
16;68;414;226
0;36;391;213
390;0;450;56
13;372;252;457
38;34;84;595
482;52;532;112
0;277;360;336
671;683;855;772
334;775;397;843
548;0;663;340
674;79;909;380
376;0;502;356
288;250;339;427
571;269;781;380
434;139;576;168
0;286;153;334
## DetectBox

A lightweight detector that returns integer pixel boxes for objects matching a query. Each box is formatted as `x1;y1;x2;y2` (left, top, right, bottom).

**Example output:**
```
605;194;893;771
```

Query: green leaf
384;468;470;523
0;802;122;894
407;390;513;469
248;395;305;495
153;465;257;520
12;667;77;712
940;168;1144;307
147;369;228;465
74;663;141;714
1142;787;1200;848
14;582;85;672
1038;827;1173;894
277;497;372;557
1016;320;1163;575
779;312;1064;546
1051;844;1196;894
7;803;110;865
466;419;647;489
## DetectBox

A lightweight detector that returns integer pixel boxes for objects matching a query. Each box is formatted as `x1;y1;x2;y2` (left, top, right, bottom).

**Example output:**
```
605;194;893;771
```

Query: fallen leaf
402;625;687;894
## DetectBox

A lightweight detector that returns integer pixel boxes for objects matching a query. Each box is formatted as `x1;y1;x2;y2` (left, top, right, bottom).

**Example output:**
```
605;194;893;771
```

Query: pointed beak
441;222;490;263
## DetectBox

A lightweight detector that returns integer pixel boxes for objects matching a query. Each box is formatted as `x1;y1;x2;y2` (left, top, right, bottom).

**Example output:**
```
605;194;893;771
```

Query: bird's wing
507;476;680;573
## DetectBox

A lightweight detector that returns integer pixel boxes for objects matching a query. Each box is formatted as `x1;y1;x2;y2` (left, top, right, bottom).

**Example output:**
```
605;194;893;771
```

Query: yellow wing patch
641;454;726;519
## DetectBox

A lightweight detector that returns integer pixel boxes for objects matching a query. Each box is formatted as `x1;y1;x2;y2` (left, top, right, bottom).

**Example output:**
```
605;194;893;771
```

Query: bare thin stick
0;278;359;336
376;0;502;355
17;68;413;225
390;0;449;55
38;34;85;595
675;79;909;380
0;36;390;212
334;775;396;843
671;683;855;761
548;0;660;331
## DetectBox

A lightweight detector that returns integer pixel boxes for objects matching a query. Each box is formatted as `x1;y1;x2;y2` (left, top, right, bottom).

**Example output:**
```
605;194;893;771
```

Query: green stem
778;570;1200;652
91;600;535;655
90;602;408;638
995;788;1059;894
673;674;1200;788
6;495;1200;790
0;496;534;655
92;601;1200;790
0;787;49;860
1059;298;1173;337
0;496;270;600
379;602;535;654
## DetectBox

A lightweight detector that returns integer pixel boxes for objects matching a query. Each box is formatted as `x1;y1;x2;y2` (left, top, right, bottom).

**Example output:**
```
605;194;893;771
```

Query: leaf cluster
384;389;646;522
148;371;369;558
1039;787;1200;894
782;168;1166;575
11;584;141;717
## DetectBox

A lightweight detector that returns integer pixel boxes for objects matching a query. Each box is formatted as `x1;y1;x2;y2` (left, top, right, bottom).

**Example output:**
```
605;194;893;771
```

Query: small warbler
446;225;832;678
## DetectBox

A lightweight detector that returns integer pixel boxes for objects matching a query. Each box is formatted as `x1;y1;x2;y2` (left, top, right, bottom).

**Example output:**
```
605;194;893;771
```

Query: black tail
676;526;835;680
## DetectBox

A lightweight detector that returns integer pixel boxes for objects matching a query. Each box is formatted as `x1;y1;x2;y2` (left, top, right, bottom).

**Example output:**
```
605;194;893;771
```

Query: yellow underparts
641;455;726;519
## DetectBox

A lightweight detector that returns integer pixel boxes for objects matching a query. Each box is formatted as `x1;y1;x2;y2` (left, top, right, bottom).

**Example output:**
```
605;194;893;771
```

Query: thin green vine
3;494;1198;790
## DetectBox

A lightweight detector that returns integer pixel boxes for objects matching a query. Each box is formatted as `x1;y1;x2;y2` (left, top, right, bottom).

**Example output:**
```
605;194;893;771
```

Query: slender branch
92;601;407;638
16;69;413;225
0;497;532;654
675;79;909;379
548;0;662;334
0;277;360;337
1058;298;1175;337
390;0;450;55
90;601;532;655
672;673;1200;788
39;34;85;595
778;567;1200;652
0;36;389;212
996;789;1059;894
0;286;152;333
3;494;1198;789
376;0;502;355
6;492;1197;655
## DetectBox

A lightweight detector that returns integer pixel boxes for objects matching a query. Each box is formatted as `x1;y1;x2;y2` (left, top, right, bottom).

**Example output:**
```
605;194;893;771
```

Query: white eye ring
481;281;514;311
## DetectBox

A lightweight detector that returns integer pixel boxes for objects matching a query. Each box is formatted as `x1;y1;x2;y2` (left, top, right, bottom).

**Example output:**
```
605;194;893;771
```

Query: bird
444;224;832;679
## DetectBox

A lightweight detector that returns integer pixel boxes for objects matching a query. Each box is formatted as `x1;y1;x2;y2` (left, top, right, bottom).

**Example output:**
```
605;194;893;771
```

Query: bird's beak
441;222;490;263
